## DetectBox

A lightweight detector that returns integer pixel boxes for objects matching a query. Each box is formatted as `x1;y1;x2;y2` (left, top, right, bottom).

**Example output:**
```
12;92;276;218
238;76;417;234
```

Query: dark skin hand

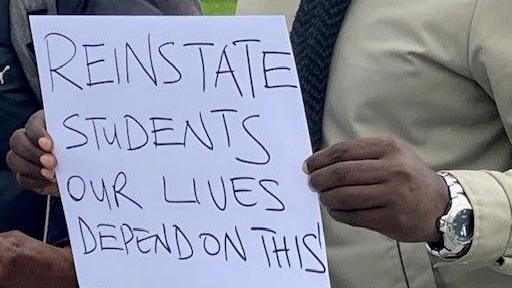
0;231;77;288
6;110;59;196
304;137;450;243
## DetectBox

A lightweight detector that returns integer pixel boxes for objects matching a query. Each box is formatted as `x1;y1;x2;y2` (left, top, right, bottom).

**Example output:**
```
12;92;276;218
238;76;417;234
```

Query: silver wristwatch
427;171;474;258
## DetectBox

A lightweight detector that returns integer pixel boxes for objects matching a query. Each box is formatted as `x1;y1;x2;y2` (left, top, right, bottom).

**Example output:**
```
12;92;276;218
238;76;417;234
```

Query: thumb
26;110;53;152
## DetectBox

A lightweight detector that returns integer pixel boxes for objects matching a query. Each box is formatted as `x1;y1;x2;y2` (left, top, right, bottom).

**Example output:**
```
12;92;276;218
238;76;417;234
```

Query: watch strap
427;171;473;259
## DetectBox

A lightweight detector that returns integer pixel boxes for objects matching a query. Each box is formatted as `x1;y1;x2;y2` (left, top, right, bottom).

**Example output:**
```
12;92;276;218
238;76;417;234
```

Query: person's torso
58;0;202;15
3;0;202;243
323;0;512;287
0;0;47;239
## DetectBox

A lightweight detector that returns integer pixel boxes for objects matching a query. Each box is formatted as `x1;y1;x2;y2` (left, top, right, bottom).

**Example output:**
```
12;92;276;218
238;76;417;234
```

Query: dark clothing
0;0;47;239
59;0;161;15
57;0;202;15
290;0;351;152
1;0;202;244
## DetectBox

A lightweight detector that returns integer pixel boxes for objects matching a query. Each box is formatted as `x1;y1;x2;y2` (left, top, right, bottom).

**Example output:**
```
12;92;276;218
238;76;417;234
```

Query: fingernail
302;161;310;174
41;168;55;180
40;154;55;169
38;137;52;151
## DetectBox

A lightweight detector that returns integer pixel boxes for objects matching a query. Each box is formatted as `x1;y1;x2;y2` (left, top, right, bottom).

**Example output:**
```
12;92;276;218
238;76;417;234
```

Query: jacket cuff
432;170;512;272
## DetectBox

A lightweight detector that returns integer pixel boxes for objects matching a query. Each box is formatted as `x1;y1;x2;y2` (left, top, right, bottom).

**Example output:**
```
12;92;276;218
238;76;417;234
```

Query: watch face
452;209;474;243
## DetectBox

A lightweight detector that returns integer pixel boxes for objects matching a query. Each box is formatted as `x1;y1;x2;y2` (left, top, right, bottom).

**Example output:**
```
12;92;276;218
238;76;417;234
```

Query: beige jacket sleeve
440;0;512;276
236;0;299;30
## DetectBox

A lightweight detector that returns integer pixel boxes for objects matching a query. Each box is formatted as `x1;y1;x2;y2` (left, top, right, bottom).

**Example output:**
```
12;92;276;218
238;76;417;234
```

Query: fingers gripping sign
303;137;451;243
6;110;60;197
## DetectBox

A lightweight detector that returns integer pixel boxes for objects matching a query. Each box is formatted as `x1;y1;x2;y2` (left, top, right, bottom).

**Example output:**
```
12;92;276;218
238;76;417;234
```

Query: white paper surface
30;15;330;288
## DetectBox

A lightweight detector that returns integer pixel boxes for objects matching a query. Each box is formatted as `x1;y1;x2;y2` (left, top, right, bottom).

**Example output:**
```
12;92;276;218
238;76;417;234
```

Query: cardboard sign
30;15;330;288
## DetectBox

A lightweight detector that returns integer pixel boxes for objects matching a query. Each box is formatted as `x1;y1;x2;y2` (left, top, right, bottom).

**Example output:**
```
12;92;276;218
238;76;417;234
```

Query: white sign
30;15;330;288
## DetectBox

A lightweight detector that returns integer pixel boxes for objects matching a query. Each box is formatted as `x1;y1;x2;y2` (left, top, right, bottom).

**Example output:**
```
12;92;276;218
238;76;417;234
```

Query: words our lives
32;16;330;288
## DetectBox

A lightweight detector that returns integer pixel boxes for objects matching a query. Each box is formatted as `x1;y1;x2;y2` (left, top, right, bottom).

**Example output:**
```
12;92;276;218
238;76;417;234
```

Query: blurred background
201;0;237;15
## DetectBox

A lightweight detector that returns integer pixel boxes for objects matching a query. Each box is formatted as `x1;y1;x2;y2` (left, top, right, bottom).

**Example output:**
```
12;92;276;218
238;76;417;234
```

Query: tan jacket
236;0;299;30
237;0;512;287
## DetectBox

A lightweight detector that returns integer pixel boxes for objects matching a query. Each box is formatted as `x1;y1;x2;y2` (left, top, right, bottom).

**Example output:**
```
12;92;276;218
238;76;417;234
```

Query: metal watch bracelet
427;172;474;259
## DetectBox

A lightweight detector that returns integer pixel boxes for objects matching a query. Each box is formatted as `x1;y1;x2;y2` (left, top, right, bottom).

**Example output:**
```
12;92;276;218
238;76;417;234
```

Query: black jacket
58;0;202;15
0;0;47;239
0;0;202;244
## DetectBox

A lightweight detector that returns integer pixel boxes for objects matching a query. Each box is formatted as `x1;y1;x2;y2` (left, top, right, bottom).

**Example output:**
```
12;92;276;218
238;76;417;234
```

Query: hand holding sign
30;15;330;288
7;110;59;196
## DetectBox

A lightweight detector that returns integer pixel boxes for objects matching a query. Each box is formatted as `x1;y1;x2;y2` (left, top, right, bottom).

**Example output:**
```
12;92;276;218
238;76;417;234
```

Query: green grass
200;0;237;15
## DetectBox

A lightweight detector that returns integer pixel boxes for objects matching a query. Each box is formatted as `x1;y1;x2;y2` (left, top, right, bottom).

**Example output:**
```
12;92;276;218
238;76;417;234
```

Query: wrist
427;173;451;242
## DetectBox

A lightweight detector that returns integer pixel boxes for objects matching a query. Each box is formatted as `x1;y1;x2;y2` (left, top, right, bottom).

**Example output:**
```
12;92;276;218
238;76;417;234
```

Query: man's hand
0;231;77;288
304;137;450;243
6;110;59;196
